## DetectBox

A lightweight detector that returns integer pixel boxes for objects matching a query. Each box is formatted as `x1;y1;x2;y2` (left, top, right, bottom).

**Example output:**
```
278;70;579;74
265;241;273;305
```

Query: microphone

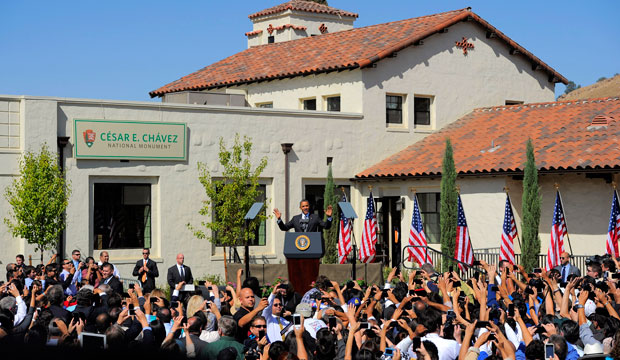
299;218;309;232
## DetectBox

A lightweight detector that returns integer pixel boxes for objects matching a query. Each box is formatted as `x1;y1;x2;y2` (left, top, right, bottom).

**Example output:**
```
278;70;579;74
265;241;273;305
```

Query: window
268;36;275;44
94;183;151;249
303;98;317;110
304;185;351;219
214;185;266;246
386;95;403;124
505;100;523;105
326;96;341;112
417;193;440;244
414;97;431;126
256;102;273;108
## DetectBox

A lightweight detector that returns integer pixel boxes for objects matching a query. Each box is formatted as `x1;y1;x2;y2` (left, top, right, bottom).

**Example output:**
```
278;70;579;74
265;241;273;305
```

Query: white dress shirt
422;332;460;360
262;293;292;343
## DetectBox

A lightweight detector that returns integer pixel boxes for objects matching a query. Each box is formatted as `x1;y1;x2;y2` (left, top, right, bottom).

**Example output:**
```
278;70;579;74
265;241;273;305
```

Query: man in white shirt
420;309;460;360
262;283;292;343
98;251;121;278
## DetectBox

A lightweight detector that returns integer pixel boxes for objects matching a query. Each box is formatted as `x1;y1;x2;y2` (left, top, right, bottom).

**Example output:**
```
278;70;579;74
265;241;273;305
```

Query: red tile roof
356;97;620;179
245;29;263;37
150;8;567;97
248;0;358;19
273;24;307;31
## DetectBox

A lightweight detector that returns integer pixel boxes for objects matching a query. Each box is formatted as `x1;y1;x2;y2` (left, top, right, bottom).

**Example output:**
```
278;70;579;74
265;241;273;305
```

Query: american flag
546;191;567;271
455;195;474;272
408;195;432;266
499;194;518;265
360;192;377;263
338;194;352;264
606;190;620;257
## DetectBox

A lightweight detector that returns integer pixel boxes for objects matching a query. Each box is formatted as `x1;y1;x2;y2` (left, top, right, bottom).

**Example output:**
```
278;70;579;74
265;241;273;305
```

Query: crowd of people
1;249;619;360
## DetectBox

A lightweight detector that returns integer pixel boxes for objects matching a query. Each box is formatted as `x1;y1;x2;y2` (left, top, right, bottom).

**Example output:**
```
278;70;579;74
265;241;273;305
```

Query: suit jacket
277;213;332;232
132;258;159;293
553;263;581;281
102;275;124;295
167;264;194;288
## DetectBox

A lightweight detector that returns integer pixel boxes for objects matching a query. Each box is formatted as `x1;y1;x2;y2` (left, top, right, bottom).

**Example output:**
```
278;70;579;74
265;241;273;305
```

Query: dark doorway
375;196;402;267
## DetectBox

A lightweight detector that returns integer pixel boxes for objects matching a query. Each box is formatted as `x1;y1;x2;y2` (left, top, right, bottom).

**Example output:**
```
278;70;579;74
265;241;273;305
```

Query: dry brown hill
559;74;620;100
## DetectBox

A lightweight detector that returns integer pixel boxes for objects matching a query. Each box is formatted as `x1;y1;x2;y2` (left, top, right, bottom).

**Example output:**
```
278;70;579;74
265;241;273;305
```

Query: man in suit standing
99;262;123;295
554;251;581;282
133;248;159;293
273;200;333;232
167;253;193;300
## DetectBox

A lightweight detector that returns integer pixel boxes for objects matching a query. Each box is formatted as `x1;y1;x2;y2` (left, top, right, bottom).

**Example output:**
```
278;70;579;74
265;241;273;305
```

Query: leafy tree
322;164;340;263
521;139;541;271
564;81;581;95
597;76;607;82
440;139;458;271
4;145;71;263
188;134;268;280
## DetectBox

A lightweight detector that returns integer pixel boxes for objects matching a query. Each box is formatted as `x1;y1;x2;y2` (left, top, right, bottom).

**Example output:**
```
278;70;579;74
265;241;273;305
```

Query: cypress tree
521;139;541;271
440;139;458;271
323;164;340;263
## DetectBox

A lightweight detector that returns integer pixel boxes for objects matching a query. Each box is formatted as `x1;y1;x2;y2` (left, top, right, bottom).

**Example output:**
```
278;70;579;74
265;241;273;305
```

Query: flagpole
555;183;574;256
504;187;522;249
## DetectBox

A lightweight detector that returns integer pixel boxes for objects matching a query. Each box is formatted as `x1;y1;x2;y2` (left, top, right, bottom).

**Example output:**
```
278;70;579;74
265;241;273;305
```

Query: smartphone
613;273;620;279
280;283;289;290
72;312;81;323
129;284;135;290
525;287;535;295
258;330;266;339
533;268;542;274
170;301;179;309
395;268;401;277
474;271;480;281
513;265;518;272
122;292;130;298
207;286;213;291
52;320;59;328
408;289;415;296
411;296;421;302
448;266;454;273
36;307;41;316
293;314;301;326
328;317;337;329
475;321;490;328
508;304;515;317
412;337;421;350
360;322;370;329
545;343;555;359
446;310;456;320
488;333;496;341
198;280;206;286
381;289;389;298
604;271;610;280
128;304;135;316
472;261;481;266
150;297;158;303
491;286;499;292
384;348;394;357
413;279;423;285
346;281;355;289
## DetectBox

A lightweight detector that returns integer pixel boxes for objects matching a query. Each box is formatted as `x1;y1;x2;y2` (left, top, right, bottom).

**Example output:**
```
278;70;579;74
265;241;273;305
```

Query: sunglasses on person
273;303;283;307
252;324;267;328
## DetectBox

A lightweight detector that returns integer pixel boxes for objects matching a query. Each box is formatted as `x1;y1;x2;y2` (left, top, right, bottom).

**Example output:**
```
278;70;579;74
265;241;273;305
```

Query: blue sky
1;1;618;101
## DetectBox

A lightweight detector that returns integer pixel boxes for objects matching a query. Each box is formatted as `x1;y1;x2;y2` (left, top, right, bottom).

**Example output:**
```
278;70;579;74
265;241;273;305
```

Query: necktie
561;266;567;282
141;260;147;282
180;266;185;279
278;316;284;341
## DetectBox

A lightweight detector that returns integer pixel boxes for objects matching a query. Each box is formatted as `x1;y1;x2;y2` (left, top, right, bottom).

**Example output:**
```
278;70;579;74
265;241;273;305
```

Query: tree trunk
40;245;43;264
222;246;228;283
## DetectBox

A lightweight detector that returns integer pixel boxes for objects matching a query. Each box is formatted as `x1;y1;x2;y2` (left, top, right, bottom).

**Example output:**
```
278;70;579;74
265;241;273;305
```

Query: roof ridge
249;0;359;19
473;96;620;112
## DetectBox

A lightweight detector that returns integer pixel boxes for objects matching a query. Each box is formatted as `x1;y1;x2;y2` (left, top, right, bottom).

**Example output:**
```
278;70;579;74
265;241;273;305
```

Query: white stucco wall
248;11;355;47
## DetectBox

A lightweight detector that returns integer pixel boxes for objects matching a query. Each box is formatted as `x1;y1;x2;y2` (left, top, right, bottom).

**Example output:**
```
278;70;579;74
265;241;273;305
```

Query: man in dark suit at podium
274;200;333;232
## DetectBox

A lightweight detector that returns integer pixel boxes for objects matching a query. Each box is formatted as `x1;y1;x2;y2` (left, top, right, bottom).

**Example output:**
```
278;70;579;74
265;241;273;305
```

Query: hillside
559;74;620;100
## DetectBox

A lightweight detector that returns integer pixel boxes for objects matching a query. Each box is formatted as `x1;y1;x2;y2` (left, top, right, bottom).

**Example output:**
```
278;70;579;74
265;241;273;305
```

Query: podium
284;232;322;294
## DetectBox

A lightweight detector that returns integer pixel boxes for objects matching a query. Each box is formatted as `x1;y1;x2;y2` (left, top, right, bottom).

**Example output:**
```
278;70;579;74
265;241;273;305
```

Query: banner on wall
74;119;187;160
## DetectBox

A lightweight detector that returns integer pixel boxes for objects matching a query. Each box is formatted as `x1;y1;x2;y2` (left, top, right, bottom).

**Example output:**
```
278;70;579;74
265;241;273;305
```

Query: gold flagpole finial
368;185;373;191
554;182;560;190
613;181;617;190
340;186;346;193
456;185;461;194
409;187;417;194
503;186;509;193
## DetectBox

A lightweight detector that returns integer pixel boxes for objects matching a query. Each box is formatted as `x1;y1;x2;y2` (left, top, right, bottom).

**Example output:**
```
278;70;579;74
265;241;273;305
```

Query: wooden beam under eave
486;31;496;39
509;48;520;55
414;40;424;46
532;63;543;71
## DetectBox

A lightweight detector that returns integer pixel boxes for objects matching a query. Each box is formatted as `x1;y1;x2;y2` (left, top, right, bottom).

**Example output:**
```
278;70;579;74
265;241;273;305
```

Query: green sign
74;119;187;160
